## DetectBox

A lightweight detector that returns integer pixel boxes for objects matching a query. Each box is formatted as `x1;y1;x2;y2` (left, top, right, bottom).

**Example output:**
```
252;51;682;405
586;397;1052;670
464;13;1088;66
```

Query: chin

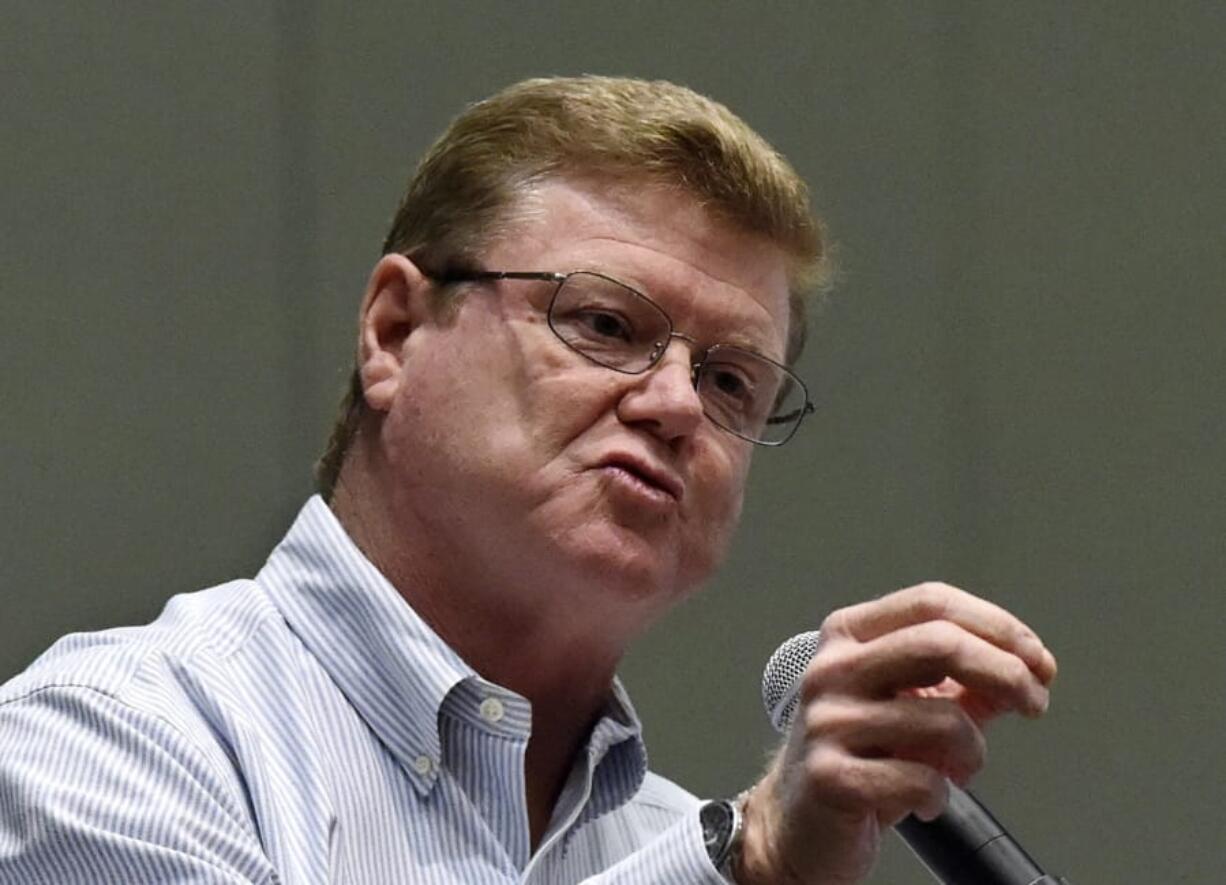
556;526;683;603
529;487;717;610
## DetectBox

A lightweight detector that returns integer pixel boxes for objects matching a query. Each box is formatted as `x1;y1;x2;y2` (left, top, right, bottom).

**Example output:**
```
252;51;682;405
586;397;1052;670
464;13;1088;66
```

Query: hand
734;582;1058;885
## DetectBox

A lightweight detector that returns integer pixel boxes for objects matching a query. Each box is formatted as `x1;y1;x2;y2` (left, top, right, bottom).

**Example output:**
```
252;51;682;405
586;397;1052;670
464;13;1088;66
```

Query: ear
356;253;431;412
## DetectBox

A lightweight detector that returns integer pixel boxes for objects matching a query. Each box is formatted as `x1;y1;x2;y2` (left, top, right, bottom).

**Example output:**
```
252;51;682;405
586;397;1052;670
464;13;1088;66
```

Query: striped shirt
0;497;727;883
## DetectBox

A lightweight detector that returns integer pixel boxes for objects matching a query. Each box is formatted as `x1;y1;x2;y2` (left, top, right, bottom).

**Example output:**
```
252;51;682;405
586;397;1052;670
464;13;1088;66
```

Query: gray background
2;3;1223;882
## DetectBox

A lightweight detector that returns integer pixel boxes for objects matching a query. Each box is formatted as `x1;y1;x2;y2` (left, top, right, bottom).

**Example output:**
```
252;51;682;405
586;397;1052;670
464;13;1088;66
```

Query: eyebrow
577;266;786;362
712;325;785;362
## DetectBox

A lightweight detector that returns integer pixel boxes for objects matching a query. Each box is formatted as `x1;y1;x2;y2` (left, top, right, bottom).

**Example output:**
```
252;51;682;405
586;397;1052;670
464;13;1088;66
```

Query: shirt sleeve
0;685;277;885
578;810;728;884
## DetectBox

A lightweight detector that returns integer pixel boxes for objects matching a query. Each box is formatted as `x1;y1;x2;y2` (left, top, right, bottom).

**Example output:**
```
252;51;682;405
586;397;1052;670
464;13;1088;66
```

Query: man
0;77;1055;883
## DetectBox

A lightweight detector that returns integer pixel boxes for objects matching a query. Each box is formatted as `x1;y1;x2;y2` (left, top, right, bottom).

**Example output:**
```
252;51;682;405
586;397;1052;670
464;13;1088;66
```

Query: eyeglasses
437;270;815;446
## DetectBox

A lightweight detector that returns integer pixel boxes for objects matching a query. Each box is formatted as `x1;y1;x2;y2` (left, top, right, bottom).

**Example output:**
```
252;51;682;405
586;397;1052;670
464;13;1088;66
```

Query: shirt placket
440;680;534;874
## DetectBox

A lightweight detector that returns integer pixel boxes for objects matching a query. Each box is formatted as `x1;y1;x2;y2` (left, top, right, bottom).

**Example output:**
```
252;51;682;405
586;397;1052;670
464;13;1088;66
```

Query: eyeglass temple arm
438;271;566;284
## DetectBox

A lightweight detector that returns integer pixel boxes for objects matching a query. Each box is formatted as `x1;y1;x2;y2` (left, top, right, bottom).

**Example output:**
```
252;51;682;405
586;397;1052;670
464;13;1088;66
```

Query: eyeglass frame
432;269;816;446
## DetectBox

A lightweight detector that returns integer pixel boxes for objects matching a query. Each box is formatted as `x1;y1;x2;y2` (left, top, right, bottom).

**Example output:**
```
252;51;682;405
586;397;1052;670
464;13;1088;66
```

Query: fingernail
1033;689;1050;716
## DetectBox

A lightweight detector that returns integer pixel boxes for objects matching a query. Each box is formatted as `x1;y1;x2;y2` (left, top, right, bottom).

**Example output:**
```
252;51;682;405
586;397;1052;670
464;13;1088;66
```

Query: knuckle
886;766;950;825
920;769;951;812
922;701;985;780
909;582;955;620
915;620;964;664
819;607;851;637
1004;654;1031;686
900;768;949;821
807;752;868;811
934;700;969;739
931;766;952;793
803;698;863;740
947;710;986;771
969;733;988;775
803;744;845;787
800;641;852;693
799;659;829;701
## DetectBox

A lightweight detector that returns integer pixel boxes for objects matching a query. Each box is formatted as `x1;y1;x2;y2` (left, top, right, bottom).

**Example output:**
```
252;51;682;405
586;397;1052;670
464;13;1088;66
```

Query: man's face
373;179;792;629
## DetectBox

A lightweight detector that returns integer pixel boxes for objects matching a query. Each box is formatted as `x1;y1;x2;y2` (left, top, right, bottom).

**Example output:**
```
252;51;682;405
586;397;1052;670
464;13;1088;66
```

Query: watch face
700;801;734;862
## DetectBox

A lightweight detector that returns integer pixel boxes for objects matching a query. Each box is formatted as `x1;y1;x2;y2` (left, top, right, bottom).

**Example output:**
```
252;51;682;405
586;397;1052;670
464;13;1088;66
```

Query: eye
706;365;754;403
574;308;634;342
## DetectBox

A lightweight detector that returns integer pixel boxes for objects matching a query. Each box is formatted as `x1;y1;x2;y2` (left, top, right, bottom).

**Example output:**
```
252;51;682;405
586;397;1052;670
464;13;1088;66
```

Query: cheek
529;367;627;443
383;338;524;486
412;322;535;434
678;443;751;576
705;439;752;511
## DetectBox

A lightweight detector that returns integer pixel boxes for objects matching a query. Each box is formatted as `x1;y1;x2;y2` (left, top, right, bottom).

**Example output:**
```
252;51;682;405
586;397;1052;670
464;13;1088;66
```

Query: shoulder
0;578;297;789
1;579;278;710
0;682;279;883
0;582;288;882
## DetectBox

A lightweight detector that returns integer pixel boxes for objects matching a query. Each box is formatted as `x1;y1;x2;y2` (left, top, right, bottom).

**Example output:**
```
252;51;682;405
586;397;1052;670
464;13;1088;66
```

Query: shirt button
479;697;505;724
412;755;434;775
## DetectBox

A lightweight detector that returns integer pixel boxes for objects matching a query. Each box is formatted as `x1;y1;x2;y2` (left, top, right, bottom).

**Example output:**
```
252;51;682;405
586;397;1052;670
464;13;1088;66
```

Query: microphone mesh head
761;630;821;733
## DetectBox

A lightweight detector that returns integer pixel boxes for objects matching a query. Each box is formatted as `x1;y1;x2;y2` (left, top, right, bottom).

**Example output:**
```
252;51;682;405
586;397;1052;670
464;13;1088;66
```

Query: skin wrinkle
553;251;785;364
506;195;775;587
345;179;789;666
334;176;792;853
524;178;786;354
328;160;1058;882
568;255;782;361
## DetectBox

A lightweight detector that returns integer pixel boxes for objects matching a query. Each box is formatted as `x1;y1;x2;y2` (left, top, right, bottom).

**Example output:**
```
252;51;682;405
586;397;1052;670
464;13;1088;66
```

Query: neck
329;443;637;848
330;455;628;704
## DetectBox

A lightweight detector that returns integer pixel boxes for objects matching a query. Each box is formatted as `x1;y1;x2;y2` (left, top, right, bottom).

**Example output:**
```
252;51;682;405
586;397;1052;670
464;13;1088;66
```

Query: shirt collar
583;679;649;823
258;496;473;793
257;496;648;803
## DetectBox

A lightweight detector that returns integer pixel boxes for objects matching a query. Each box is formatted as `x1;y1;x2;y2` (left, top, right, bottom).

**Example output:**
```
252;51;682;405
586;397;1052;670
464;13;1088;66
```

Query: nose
615;341;705;445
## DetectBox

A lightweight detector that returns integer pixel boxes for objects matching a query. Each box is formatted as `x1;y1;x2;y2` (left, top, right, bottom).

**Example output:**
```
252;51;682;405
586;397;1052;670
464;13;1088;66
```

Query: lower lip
599;465;678;509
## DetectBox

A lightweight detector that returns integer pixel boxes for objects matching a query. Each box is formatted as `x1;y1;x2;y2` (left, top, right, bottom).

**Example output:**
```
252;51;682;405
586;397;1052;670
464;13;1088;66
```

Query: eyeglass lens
547;272;808;444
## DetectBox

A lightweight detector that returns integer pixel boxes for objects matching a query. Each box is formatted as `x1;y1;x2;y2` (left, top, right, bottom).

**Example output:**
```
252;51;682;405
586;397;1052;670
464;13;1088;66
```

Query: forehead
484;179;792;359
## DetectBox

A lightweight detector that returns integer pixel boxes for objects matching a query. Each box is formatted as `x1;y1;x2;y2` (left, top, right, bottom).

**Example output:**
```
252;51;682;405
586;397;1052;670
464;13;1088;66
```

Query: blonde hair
317;75;828;497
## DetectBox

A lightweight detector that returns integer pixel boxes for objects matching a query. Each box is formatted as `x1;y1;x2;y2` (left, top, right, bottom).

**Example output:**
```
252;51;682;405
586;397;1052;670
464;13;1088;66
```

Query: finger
822;582;1057;684
803;744;950;827
810;620;1051;717
803;696;987;785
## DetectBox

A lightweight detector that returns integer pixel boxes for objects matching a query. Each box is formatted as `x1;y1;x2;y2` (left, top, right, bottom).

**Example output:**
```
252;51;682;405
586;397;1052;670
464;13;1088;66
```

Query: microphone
762;632;1070;885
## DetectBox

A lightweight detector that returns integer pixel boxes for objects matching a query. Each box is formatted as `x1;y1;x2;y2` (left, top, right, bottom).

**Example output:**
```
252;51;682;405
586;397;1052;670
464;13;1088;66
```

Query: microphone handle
894;783;1070;884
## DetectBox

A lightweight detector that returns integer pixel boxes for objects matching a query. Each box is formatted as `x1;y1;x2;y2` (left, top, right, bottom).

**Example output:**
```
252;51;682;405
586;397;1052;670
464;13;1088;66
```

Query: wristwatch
699;797;745;881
